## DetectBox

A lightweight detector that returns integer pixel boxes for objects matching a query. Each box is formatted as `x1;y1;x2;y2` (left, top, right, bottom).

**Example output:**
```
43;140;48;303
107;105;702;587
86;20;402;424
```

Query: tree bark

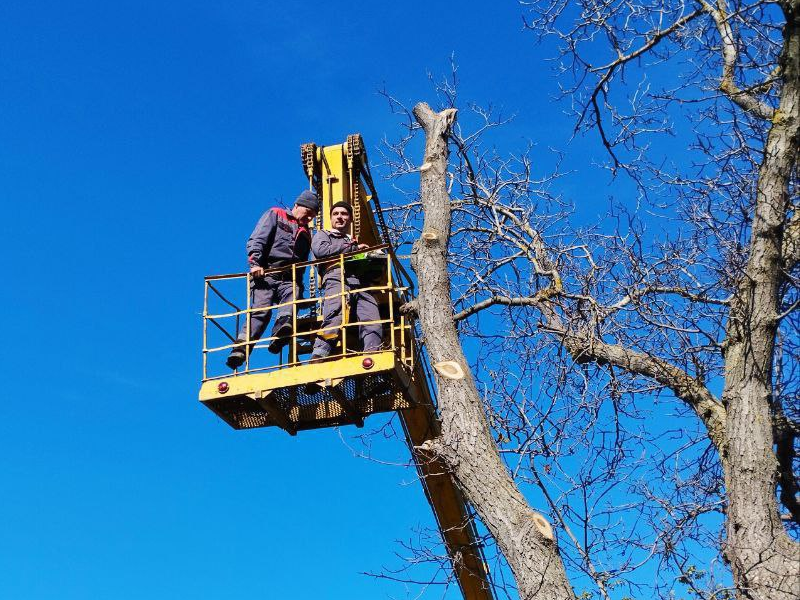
719;4;800;599
410;102;575;600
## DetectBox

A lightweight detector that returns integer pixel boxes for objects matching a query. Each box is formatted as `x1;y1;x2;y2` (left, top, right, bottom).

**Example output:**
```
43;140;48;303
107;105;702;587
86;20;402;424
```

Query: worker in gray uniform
226;190;319;369
309;201;383;360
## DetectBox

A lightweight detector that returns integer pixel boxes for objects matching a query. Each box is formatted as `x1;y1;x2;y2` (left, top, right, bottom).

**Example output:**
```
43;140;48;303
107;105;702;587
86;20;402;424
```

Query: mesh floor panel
204;371;411;431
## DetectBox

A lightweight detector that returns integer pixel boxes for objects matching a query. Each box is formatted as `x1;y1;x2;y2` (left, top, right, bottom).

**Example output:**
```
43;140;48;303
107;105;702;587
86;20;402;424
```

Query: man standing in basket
309;201;383;361
226;190;319;369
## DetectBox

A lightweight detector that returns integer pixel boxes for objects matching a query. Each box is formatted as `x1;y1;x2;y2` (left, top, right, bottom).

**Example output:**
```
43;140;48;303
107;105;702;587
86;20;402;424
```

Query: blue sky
0;2;637;599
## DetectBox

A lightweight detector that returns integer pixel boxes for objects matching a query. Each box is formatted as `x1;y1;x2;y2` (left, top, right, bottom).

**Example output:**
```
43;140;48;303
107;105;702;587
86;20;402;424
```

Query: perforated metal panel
204;371;411;432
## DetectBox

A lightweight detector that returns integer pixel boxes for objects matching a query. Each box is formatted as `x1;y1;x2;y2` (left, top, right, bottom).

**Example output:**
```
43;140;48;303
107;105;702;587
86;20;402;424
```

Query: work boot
226;346;246;369
267;317;293;354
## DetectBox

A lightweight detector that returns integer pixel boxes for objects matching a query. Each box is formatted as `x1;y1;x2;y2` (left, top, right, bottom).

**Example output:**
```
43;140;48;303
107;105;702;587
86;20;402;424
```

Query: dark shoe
267;320;293;353
226;347;246;369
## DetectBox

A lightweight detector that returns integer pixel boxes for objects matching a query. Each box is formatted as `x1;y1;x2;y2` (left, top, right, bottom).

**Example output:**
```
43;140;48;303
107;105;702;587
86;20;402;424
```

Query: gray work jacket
311;229;360;287
246;207;312;272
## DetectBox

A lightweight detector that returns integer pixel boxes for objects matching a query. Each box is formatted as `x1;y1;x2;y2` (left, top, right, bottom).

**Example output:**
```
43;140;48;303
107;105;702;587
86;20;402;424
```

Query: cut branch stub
532;513;554;541
415;438;442;462
421;230;440;243
399;300;418;316
419;161;433;172
434;361;465;380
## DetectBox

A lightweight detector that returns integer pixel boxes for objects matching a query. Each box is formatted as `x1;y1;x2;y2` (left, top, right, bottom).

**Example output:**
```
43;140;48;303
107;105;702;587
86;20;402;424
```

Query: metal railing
202;245;415;381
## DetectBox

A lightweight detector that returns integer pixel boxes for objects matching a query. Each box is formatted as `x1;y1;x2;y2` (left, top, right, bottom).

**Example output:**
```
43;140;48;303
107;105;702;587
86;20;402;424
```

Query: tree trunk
720;5;800;599
410;102;575;600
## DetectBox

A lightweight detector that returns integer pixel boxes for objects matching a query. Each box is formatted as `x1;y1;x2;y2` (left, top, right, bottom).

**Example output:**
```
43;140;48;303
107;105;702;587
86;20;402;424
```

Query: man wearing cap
226;190;319;369
309;201;383;361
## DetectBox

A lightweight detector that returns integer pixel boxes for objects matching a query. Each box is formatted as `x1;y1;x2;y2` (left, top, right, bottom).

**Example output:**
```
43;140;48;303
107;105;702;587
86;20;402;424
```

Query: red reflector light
218;381;230;394
362;357;374;370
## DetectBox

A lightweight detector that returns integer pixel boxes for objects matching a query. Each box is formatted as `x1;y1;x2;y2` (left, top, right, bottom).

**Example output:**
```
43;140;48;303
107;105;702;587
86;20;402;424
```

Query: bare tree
378;1;799;599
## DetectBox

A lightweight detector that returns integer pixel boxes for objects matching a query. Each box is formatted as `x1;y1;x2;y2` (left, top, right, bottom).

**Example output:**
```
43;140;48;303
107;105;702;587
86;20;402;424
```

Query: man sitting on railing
226;190;319;369
309;201;382;361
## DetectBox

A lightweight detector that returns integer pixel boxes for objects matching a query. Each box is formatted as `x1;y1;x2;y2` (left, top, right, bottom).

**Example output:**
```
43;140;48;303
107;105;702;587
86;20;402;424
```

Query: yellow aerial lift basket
200;248;419;433
199;135;496;600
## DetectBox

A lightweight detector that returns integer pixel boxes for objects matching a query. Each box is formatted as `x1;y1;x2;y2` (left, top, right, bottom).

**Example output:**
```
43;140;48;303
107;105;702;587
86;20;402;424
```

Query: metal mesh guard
204;371;411;432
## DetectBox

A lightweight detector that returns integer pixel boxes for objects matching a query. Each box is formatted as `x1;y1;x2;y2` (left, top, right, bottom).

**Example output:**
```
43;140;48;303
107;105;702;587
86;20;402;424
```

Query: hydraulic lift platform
199;135;495;600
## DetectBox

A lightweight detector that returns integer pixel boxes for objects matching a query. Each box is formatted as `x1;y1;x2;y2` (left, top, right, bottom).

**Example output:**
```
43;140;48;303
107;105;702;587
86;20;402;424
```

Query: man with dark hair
309;201;383;361
226;190;319;369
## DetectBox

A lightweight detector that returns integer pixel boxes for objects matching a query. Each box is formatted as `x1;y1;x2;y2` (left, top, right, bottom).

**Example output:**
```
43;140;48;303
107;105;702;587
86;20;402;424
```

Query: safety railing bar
203;282;209;379
204;272;249;281
206;310;397;352
206;313;396;354
205;283;393;320
339;253;347;357
207;279;391;319
205;249;399;319
202;362;282;381
201;345;397;381
204;333;410;376
207;313;374;353
206;338;275;354
207;281;242;312
309;285;390;305
293;296;319;306
303;316;393;338
207;321;309;353
206;317;237;343
291;264;297;361
203;247;422;379
206;307;270;320
207;322;403;365
206;297;323;320
387;255;396;353
204;244;392;283
245;272;252;370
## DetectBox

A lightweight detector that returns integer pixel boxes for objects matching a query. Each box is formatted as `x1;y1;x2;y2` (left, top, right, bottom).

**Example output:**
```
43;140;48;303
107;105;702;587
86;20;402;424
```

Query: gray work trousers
312;276;382;357
236;274;301;343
